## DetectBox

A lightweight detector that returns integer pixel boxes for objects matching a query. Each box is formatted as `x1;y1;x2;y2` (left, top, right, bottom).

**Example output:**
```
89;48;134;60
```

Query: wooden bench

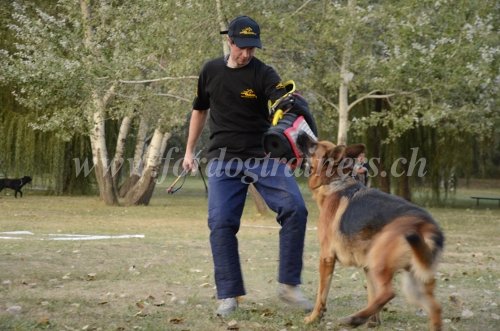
470;196;500;207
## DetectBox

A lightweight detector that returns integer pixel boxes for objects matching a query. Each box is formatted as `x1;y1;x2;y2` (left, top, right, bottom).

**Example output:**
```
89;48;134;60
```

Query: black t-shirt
193;56;287;160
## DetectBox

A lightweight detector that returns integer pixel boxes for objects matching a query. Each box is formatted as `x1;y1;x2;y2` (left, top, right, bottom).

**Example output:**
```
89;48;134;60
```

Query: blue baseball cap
220;16;262;49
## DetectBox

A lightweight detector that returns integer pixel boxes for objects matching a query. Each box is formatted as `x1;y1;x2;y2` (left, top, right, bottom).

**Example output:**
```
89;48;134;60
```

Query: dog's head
297;133;365;190
22;176;32;184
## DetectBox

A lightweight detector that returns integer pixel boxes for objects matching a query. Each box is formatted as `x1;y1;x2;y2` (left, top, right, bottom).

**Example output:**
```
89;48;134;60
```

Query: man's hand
182;152;196;173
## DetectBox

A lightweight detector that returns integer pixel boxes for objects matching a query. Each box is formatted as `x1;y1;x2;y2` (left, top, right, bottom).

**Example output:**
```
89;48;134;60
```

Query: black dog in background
0;176;32;198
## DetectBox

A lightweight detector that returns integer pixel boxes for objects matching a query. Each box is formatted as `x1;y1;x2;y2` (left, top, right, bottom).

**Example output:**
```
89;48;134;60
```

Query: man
183;16;313;316
353;152;369;186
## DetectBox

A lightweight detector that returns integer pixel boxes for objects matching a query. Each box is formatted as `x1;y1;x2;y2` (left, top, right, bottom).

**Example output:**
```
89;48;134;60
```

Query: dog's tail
405;225;444;282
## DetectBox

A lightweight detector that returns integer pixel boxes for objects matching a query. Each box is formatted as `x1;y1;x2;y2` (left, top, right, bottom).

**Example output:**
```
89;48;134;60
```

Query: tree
262;0;498;200
350;0;500;200
1;0;218;205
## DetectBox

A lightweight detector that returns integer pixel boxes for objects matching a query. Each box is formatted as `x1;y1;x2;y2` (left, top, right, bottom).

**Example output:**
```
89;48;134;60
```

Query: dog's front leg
304;255;336;324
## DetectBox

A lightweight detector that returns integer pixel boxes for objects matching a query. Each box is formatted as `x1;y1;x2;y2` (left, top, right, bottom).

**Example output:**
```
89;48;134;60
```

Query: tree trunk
124;129;166;205
248;184;269;215
397;173;412;201
80;0;118;205
119;116;149;197
337;79;350;145
336;0;356;145
369;97;391;193
90;105;118;205
160;132;172;161
112;115;132;190
215;0;229;56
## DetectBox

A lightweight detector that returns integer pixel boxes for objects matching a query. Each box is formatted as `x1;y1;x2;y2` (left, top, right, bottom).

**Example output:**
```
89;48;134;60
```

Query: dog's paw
304;315;313;324
339;315;367;327
304;310;323;324
366;314;381;328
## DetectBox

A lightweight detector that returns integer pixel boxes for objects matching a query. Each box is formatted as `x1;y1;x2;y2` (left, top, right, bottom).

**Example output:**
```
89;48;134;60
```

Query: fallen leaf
415;309;427;317
189;268;202;273
461;309;474;319
260;309;274;317
169;317;184;324
134;311;148;317
37;316;50;326
6;305;22;314
86;273;96;281
227;320;239;330
449;293;463;308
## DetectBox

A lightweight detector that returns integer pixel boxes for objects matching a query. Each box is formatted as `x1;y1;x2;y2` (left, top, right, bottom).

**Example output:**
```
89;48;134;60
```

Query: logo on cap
239;27;257;36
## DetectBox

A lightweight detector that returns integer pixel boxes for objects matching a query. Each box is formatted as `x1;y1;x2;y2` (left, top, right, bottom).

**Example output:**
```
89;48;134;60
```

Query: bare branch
157;93;191;103
119;76;198;84
292;0;314;16
102;84;116;107
347;90;414;112
312;91;339;112
79;0;93;51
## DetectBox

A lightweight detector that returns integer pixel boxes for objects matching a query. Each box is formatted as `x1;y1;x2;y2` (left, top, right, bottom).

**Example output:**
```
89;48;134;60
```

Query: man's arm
183;109;208;172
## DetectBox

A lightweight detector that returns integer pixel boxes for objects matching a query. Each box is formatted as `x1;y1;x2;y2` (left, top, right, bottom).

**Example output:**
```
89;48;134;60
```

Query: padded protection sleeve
287;94;318;136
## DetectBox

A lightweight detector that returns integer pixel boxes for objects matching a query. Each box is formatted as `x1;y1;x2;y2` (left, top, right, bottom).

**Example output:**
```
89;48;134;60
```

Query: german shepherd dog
0;176;32;198
297;135;444;331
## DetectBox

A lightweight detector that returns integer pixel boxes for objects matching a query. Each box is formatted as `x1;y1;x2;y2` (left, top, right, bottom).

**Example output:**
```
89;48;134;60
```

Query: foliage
0;0;218;138
351;0;499;143
0;0;498;201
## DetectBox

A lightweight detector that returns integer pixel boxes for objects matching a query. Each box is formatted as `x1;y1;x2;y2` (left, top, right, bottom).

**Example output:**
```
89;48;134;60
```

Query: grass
0;178;499;331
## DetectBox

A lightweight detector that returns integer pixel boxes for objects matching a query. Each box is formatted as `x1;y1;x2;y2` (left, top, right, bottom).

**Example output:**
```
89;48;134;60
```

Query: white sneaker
216;297;238;317
278;284;314;312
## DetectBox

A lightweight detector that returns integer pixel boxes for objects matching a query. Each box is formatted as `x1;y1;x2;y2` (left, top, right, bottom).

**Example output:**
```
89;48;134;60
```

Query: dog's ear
345;144;366;158
296;132;317;157
325;145;359;176
326;145;346;163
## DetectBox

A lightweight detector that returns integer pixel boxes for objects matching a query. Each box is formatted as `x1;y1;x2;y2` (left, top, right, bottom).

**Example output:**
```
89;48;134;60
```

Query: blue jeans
207;158;308;299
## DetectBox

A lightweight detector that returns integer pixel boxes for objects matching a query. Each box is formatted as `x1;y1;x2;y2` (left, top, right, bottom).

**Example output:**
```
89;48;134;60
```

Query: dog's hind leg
423;279;442;331
304;253;336;324
339;264;395;327
402;272;442;331
364;267;381;328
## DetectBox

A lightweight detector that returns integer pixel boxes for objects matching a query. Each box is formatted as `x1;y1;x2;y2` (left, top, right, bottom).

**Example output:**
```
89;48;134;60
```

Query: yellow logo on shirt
241;89;257;99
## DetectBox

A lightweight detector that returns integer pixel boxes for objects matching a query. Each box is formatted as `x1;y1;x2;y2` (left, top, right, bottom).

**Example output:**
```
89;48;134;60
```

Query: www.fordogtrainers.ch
73;146;427;184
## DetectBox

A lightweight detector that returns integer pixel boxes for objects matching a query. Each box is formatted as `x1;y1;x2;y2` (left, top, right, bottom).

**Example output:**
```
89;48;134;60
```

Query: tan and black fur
297;134;444;331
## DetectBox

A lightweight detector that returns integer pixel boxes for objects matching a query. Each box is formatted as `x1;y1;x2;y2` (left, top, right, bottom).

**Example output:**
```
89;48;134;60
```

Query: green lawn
0;180;499;330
